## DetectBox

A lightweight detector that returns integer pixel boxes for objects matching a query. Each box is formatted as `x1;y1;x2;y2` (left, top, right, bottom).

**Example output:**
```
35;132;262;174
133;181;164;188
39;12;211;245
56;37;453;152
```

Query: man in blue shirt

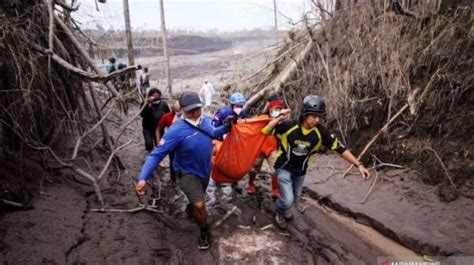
212;92;247;127
135;91;231;250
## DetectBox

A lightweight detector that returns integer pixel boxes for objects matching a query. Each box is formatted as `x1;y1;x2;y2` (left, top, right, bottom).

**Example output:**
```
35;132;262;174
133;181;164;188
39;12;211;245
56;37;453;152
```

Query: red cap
268;99;284;109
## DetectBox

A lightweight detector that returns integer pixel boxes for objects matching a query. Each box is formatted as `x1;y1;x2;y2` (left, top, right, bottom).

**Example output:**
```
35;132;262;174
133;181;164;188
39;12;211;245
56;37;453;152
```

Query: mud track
0;135;421;264
0;107;429;264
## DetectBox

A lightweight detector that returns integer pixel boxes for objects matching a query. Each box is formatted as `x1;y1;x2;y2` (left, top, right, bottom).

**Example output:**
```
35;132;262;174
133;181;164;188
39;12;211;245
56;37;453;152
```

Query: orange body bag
211;116;277;183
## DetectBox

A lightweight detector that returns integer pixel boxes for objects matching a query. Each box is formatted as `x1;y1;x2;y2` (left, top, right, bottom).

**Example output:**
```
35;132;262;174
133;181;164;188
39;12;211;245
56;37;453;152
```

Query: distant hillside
84;29;276;58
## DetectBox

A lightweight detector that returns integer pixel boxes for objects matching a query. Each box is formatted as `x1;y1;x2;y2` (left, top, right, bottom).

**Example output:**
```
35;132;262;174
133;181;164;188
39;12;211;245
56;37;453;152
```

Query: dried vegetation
0;0;138;207
232;1;473;193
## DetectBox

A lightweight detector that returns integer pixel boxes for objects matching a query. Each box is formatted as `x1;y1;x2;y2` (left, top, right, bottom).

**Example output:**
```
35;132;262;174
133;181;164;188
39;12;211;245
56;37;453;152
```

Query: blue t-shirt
106;63;116;74
212;106;247;127
138;116;228;181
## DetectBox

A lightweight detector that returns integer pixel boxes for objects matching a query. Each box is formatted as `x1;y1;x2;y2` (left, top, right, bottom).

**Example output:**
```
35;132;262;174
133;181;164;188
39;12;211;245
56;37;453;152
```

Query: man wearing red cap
247;94;286;199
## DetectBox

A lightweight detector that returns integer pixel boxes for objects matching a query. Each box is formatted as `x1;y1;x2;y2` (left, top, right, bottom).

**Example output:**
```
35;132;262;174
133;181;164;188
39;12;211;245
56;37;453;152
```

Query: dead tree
273;0;278;45
123;0;135;67
54;15;119;97
244;37;314;110
159;0;172;95
0;1;145;207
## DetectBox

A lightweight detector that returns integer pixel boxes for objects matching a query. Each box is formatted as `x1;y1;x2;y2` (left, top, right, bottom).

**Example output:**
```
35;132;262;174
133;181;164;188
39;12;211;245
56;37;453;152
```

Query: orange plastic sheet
212;115;277;183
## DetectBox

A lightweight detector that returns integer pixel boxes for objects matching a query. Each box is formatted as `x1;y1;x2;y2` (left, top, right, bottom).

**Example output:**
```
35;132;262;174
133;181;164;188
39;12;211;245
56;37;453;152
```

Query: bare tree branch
97;140;133;181
90;205;163;213
424;147;456;189
343;68;443;178
244;41;304;81
87;83;125;169
342;104;409;178
244;37;314;111
360;161;379;204
30;41;137;82
56;0;79;12
54;15;120;96
71;101;117;159
0;199;29;209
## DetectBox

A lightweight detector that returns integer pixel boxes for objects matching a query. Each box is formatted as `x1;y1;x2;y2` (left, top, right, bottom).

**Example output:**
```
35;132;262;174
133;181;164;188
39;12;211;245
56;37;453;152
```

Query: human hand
135;180;146;196
358;165;371;180
223;115;235;131
277;109;290;121
147;95;157;103
225;115;235;122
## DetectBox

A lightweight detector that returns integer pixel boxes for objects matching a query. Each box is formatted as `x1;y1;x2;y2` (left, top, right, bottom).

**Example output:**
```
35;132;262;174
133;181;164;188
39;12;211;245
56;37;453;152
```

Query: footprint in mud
217;230;288;264
151;247;172;259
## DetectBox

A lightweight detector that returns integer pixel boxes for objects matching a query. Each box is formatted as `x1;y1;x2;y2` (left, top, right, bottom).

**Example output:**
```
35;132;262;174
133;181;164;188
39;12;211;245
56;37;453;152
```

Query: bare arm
155;128;161;143
341;150;371;180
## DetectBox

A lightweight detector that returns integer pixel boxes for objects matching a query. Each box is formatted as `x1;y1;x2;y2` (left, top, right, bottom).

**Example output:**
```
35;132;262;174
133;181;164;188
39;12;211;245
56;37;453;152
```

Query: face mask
270;110;281;118
152;99;161;105
185;116;201;127
233;107;243;115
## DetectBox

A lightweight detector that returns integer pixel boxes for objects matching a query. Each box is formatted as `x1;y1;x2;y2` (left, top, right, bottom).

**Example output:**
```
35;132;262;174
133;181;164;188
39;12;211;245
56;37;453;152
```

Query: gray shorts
178;172;209;205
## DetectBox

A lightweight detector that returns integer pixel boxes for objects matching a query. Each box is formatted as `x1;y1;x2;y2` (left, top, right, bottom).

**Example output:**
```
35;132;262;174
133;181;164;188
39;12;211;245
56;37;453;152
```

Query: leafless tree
273;0;278;45
159;0;172;95
123;0;135;67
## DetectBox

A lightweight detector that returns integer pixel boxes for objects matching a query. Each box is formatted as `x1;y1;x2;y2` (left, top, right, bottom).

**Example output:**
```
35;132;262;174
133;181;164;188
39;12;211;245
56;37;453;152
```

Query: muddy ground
305;155;474;256
2;106;471;264
0;114;385;265
1;37;473;265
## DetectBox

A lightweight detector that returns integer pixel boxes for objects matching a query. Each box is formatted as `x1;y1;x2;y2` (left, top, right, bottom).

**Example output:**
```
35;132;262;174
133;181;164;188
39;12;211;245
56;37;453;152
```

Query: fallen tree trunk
244;41;305;81
244;38;314;111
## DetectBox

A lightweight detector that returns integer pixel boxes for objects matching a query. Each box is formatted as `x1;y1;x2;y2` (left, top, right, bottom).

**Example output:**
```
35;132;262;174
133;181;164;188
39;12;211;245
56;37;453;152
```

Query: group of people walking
135;83;371;250
105;57;152;95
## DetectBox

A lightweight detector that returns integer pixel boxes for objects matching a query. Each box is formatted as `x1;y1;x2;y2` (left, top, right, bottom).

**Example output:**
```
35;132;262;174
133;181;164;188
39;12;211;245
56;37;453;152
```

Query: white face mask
270;110;281;118
185;116;201;127
233;107;243;115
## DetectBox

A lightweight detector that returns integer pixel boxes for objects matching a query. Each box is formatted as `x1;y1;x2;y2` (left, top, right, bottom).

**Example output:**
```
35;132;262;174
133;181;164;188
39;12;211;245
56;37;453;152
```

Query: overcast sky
74;0;312;31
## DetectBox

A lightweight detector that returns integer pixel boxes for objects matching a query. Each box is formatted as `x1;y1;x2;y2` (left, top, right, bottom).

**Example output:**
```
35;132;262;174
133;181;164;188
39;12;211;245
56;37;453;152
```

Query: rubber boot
247;174;256;194
271;175;280;199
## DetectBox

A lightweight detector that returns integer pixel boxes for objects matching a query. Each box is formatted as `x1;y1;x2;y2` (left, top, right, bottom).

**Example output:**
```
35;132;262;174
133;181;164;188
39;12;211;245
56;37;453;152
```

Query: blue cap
179;91;203;112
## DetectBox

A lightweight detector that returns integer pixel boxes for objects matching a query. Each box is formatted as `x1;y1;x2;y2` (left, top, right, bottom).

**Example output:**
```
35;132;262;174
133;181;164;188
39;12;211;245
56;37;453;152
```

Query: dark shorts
178;172;209;205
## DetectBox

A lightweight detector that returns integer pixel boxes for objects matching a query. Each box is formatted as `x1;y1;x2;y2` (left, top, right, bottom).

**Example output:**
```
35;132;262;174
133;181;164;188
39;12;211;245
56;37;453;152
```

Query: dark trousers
169;151;176;183
143;129;155;152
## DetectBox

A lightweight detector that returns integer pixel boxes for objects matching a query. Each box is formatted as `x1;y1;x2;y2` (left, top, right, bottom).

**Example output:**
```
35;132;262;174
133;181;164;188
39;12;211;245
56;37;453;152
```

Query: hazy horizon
74;0;312;32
